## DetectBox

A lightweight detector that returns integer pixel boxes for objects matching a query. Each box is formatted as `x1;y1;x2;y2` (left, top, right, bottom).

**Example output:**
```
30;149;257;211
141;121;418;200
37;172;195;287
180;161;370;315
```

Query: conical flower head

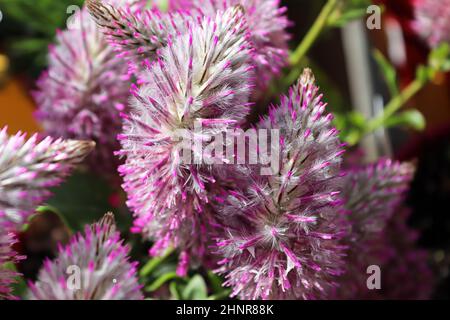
118;6;253;267
0;127;94;229
413;0;450;47
34;3;133;175
172;0;290;92
0;226;23;300
86;0;191;69
215;69;347;300
28;213;143;300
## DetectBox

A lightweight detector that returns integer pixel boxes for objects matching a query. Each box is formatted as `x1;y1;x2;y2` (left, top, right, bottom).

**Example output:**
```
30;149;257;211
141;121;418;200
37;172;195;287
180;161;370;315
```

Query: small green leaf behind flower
385;109;426;131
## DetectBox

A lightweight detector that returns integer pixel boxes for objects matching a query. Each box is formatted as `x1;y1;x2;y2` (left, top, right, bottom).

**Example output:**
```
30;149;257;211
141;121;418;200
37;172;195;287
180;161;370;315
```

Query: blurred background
0;0;449;298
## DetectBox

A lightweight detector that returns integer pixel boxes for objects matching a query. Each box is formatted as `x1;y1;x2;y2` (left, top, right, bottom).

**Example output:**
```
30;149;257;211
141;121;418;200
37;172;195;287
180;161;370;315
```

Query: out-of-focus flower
341;159;416;239
28;213;143;300
34;3;133;175
374;208;435;299
412;0;450;47
0;127;94;229
215;69;347;300
335;208;435;299
117;6;253;271
172;0;290;92
0;226;23;300
334;160;434;299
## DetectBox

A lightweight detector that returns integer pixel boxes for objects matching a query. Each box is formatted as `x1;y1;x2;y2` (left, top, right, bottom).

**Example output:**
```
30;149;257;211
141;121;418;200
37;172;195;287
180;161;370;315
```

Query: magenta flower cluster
84;0;432;299
0;0;432;300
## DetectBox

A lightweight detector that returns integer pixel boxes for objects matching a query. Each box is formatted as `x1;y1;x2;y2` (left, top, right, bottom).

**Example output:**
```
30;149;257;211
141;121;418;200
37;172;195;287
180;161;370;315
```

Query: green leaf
343;129;362;146
385;109;426;131
139;247;175;278
182;275;208;300
10;38;49;54
416;65;431;84
46;172;128;232
328;0;377;27
373;49;399;96
206;271;224;294
328;8;367;27
169;281;182;300
153;0;169;12
348;111;367;129
145;272;179;292
429;43;450;73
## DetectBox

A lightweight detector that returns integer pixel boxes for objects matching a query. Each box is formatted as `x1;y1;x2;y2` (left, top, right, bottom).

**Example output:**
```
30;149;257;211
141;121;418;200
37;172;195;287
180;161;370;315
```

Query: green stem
366;78;425;133
139;247;175;278
289;0;338;69
145;272;179;292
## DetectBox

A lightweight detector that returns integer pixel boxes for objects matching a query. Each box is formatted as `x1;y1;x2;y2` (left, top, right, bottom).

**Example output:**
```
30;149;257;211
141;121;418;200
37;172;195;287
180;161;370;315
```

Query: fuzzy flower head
341;159;416;239
173;0;290;92
117;6;253;267
28;213;143;300
89;0;289;92
215;69;347;300
87;0;191;72
0;127;94;229
334;160;421;299
0;226;23;300
335;207;434;300
369;208;435;300
413;0;450;47
34;3;133;175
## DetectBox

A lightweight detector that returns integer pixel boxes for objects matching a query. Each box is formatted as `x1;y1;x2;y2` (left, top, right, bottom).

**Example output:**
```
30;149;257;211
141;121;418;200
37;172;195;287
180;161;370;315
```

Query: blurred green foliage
44;172;132;232
0;0;84;76
328;0;375;27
